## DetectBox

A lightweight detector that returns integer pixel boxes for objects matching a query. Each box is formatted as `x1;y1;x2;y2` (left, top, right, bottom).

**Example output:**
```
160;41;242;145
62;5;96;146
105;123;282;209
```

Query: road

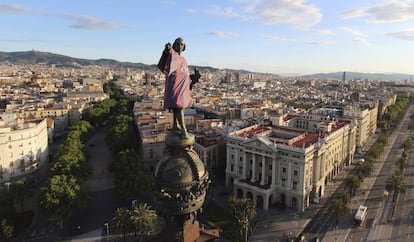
355;104;413;242
301;104;413;242
389;130;414;241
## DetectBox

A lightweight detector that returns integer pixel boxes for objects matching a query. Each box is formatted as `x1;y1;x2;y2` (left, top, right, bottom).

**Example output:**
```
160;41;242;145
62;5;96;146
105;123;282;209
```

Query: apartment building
225;116;356;212
193;119;226;174
0;118;49;186
343;101;378;149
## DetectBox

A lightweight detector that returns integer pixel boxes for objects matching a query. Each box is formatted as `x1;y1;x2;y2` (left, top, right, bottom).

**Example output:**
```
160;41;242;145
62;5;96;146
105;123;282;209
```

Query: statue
158;37;200;139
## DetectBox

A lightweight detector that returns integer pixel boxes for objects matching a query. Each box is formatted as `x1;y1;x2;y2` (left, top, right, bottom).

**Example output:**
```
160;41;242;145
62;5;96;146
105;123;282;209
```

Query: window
281;178;286;186
231;154;234;159
293;181;298;190
230;164;234;171
282;167;286;173
294;170;298;176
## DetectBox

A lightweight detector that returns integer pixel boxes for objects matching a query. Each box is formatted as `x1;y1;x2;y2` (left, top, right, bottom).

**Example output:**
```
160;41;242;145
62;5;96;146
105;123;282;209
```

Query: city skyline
0;0;414;75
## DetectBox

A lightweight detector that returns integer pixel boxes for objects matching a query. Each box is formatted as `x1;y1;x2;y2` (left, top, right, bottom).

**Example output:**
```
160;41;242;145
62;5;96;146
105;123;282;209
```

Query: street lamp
104;223;109;236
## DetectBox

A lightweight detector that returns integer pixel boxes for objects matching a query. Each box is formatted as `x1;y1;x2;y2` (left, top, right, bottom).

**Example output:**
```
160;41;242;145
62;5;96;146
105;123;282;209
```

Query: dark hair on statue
173;37;186;52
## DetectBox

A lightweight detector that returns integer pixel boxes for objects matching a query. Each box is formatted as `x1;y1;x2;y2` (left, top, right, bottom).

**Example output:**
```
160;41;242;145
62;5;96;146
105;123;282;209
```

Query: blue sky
0;0;414;75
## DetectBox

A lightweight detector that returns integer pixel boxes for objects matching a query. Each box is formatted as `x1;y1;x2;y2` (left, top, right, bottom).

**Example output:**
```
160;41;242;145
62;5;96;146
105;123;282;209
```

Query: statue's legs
172;110;180;131
174;108;189;139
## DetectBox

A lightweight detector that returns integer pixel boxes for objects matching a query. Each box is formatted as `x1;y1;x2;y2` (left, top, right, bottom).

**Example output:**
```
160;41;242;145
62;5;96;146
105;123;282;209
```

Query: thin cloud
341;1;414;23
257;0;322;28
262;35;297;42
59;14;123;30
0;3;123;31
339;26;367;37
205;5;238;17
207;31;239;37
305;29;335;35
0;3;34;14
339;26;369;44
353;36;368;43
386;28;414;41
186;8;196;14
305;40;337;46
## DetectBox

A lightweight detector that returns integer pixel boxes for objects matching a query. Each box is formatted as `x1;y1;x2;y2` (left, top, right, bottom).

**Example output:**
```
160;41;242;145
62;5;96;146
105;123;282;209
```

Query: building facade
0;118;49;186
225;117;356;211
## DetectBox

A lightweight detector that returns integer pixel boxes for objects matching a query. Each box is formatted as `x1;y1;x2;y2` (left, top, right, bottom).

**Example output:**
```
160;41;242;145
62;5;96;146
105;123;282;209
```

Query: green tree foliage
228;197;256;242
356;160;374;177
106;115;134;152
69;120;93;142
50;152;89;178
38;174;88;223
112;150;149;202
9;179;30;211
130;203;157;241
386;170;406;202
0;218;13;240
330;190;350;224
344;175;361;196
402;138;412;151
396;152;408;171
112;207;132;242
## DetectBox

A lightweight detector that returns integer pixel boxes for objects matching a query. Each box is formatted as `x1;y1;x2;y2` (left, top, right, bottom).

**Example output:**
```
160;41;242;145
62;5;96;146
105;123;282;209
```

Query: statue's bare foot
171;126;181;131
181;130;190;139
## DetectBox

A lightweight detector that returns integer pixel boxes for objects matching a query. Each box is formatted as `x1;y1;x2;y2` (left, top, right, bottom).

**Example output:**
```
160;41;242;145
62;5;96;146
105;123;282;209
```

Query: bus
354;205;368;226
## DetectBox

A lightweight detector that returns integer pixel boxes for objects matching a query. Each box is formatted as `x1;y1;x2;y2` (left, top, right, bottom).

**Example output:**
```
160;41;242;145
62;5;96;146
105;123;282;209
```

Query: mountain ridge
0;50;412;81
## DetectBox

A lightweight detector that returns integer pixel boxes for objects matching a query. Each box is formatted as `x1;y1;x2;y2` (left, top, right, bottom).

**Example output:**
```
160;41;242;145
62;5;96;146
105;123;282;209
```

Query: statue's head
173;37;186;53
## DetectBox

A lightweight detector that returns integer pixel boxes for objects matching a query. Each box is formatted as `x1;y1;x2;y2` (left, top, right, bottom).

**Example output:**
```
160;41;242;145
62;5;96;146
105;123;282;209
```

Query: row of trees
100;80;150;203
38;120;93;228
101;80;154;240
329;97;410;222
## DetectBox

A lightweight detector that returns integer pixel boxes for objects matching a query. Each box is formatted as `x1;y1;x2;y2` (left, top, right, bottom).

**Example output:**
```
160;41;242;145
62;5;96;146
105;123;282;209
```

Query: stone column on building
226;147;231;174
287;161;292;189
242;152;247;179
251;154;256;182
260;155;266;185
264;195;269;211
235;148;239;176
271;157;276;186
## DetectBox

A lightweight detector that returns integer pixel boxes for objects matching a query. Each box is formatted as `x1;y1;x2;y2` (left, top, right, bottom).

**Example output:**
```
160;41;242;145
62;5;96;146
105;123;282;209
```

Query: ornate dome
153;132;210;218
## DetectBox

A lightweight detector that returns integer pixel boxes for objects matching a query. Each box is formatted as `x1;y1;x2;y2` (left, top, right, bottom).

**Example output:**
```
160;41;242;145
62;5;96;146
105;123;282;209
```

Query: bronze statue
158;37;200;139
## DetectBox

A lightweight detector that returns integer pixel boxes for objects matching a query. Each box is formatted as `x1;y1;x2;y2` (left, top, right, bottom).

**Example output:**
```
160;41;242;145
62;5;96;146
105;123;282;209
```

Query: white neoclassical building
225;115;356;211
0;115;49;186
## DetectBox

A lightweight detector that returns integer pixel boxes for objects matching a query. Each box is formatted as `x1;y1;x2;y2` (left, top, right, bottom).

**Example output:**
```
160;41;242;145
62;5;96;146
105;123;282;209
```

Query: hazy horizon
0;0;413;75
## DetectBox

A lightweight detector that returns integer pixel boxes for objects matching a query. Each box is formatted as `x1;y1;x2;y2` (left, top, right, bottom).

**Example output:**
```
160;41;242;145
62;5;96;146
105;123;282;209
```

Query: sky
0;0;414;75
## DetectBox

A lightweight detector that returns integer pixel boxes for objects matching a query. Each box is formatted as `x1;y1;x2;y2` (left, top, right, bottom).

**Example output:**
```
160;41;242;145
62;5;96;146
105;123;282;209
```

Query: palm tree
130;203;157;242
330;197;348;224
386;170;406;202
112;207;132;242
228;197;256;242
357;160;374;177
396;153;408;171
344;175;361;196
